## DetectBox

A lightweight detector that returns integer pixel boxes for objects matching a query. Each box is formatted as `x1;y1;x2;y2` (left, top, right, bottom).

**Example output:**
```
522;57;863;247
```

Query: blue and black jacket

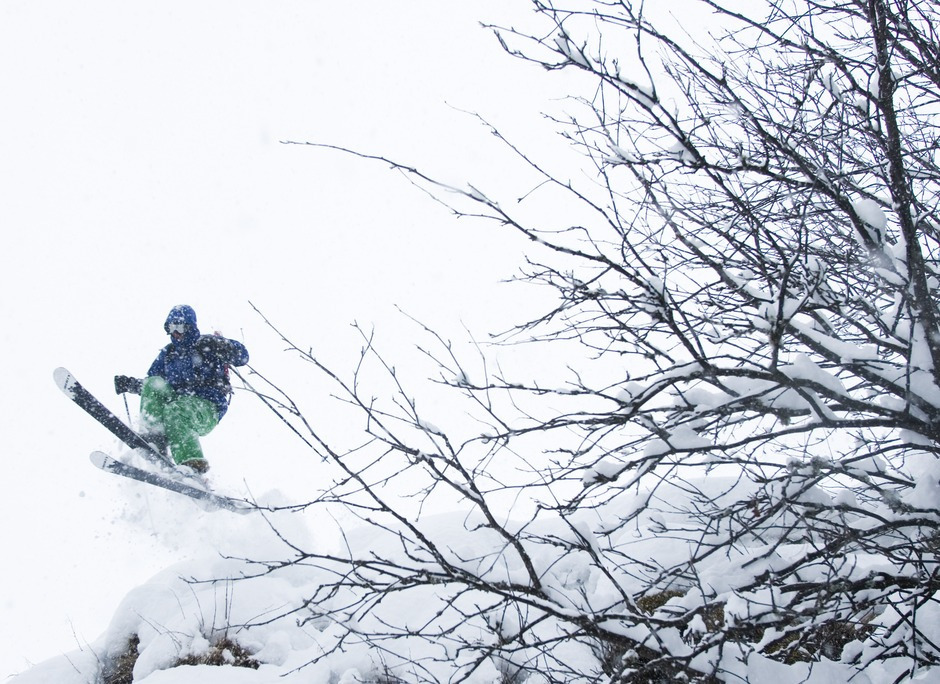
147;305;249;420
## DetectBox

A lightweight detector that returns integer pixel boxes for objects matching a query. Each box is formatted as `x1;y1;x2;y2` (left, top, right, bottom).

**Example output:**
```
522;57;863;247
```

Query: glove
114;375;143;395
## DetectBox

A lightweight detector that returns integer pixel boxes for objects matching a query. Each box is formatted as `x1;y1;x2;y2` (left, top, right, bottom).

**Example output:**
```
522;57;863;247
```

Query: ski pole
122;392;132;424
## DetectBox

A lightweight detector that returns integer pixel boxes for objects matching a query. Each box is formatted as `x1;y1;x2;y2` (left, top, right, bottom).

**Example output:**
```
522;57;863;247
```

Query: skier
113;305;249;474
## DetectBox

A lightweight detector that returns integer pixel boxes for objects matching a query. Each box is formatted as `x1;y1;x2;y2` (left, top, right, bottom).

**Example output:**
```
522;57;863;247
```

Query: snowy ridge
12;472;921;684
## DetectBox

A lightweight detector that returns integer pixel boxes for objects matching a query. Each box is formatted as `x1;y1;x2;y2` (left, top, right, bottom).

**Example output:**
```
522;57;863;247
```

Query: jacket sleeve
226;338;249;366
200;335;249;366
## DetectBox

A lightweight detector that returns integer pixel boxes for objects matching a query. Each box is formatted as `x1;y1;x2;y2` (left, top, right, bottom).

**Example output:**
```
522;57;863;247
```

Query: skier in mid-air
113;305;249;474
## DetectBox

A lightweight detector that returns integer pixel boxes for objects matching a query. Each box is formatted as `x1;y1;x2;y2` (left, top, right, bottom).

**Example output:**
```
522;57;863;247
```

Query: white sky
0;1;567;676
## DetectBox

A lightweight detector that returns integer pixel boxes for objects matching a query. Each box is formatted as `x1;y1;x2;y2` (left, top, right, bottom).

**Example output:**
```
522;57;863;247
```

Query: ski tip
89;450;109;468
53;367;76;395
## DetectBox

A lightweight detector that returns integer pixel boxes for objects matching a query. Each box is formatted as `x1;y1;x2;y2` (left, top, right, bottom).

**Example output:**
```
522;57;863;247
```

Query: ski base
91;451;253;515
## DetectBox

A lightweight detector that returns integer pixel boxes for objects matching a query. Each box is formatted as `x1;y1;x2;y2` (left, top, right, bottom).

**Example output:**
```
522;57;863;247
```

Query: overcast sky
0;1;570;675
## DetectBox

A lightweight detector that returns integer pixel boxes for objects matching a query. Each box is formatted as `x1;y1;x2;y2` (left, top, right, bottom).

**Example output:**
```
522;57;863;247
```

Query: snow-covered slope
13;463;933;683
10;469;514;684
9;478;325;683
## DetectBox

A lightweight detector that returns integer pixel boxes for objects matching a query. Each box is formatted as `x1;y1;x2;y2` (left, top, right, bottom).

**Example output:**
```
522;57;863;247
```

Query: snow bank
9;478;341;684
10;484;538;683
13;467;939;683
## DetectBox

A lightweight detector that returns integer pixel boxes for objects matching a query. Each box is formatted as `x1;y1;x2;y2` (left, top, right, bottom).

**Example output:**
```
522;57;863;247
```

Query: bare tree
247;1;940;682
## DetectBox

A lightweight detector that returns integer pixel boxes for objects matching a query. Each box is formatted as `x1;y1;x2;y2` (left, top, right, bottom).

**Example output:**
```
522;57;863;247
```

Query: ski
91;451;253;514
54;367;172;470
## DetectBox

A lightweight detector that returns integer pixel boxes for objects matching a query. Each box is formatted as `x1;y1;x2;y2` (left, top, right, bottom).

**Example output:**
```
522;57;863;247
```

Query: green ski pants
140;376;219;465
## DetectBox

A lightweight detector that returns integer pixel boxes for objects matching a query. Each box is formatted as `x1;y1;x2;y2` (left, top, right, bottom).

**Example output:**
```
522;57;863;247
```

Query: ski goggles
166;322;189;334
